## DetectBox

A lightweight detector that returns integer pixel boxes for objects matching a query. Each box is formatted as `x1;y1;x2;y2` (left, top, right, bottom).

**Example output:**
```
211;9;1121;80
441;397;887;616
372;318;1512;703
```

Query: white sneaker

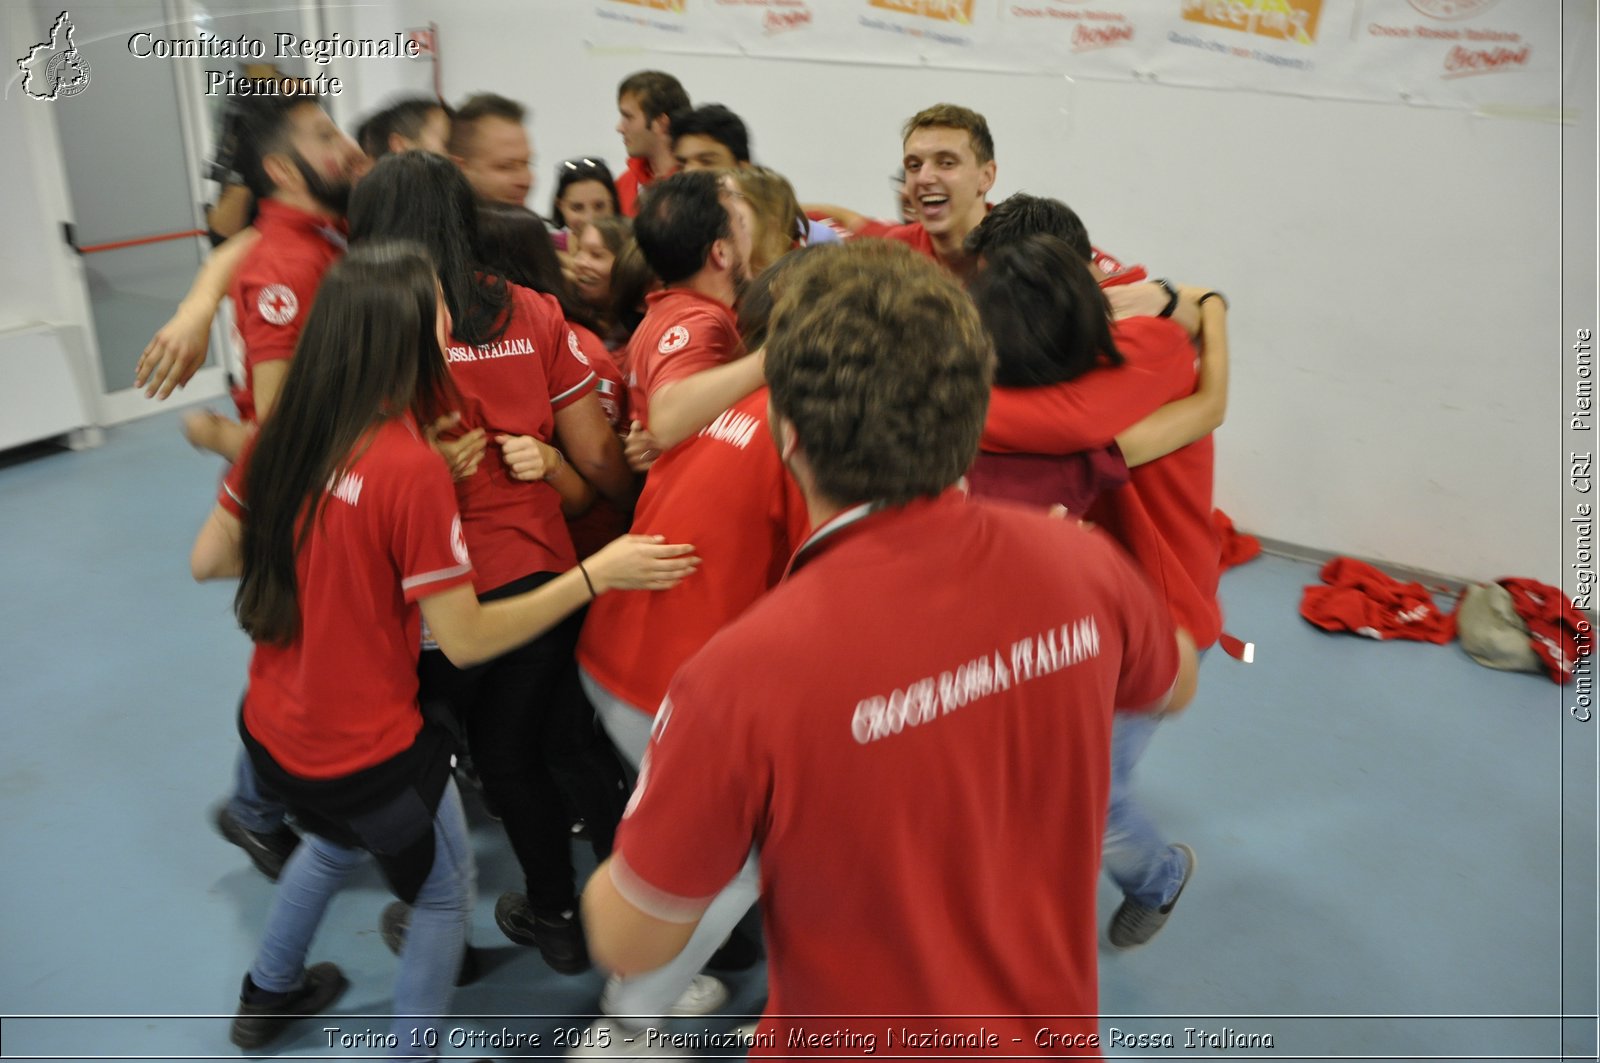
566;1018;671;1059
600;972;730;1018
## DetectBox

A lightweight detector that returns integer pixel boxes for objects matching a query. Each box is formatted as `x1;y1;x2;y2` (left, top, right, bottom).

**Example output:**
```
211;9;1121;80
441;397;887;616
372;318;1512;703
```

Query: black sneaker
378;901;481;986
494;891;589;974
229;962;349;1049
213;805;299;881
1107;843;1196;949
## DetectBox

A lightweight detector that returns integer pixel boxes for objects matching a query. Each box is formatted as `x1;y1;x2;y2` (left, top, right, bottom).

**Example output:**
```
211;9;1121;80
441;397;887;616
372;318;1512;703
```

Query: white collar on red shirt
783;488;975;580
783;502;880;580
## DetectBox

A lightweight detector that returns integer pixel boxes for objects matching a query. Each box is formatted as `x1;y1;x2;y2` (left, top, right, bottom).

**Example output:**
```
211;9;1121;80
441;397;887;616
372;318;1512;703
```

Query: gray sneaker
1107;843;1195;949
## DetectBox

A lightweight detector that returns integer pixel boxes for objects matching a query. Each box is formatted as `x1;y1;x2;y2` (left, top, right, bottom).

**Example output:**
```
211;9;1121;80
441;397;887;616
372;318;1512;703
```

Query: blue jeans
227;747;287;833
1102;711;1187;908
581;669;757;1024
247;780;475;1060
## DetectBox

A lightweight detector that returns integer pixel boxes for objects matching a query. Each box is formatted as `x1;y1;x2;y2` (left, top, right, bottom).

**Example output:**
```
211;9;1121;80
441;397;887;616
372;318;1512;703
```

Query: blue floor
1;408;1594;1062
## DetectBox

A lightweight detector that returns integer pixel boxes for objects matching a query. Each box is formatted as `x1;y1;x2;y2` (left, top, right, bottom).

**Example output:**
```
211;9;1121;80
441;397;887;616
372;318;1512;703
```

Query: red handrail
75;229;207;255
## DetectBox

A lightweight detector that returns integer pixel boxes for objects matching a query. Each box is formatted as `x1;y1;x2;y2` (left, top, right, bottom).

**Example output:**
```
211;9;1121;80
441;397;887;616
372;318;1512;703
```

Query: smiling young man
879;103;996;282
614;71;689;216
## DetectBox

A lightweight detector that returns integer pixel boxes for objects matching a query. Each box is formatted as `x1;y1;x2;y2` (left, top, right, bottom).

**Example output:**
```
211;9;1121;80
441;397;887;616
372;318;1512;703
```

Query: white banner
585;0;740;55
1341;0;1572;113
583;0;1574;115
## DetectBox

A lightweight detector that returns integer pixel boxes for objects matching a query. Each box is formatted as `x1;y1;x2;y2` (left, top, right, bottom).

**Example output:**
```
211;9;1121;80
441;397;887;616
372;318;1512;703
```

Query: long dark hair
474;202;601;335
235;242;455;645
347;151;510;347
968;234;1124;388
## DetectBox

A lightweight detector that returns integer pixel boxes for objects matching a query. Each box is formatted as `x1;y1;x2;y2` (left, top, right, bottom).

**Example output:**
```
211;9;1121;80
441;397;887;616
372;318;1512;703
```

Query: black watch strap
1155;278;1179;319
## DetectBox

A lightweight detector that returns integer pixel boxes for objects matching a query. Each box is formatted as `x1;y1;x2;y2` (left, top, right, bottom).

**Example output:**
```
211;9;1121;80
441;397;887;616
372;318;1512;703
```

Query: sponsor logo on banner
1007;0;1132;41
1408;0;1499;19
1442;42;1529;78
1364;1;1530;82
765;6;812;33
1072;20;1134;51
608;0;686;11
867;0;975;24
713;0;812;34
1180;0;1323;46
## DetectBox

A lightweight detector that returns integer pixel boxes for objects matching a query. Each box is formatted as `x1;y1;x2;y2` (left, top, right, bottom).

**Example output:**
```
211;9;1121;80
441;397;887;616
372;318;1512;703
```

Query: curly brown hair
765;242;993;507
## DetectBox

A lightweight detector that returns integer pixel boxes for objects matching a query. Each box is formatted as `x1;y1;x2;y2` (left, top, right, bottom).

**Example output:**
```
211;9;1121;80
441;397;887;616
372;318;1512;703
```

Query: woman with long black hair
347;151;638;975
190;241;696;1056
473;201;633;558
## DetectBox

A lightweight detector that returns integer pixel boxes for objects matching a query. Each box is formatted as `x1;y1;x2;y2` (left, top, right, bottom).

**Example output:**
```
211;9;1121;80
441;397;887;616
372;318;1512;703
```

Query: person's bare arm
206;184;255;241
136;228;261;398
190;505;243;581
1116;291;1229;467
498;434;596;517
801;203;870;234
554;393;635;507
647;349;766;451
251;359;290;424
1106;280;1201;338
418;535;699;669
583;858;700;977
182;409;251;463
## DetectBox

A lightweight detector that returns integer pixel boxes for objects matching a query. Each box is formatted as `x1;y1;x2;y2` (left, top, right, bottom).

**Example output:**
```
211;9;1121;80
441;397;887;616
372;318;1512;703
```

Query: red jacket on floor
1300;557;1456;644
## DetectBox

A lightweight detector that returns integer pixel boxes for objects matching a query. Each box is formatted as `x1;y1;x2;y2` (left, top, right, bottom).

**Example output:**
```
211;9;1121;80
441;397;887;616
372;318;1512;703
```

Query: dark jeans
416;571;627;915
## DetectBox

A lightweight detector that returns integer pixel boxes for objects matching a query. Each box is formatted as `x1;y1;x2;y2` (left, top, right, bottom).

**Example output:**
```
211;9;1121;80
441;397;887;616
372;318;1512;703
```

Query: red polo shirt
879;218;939;261
227;199;347;424
616;156;672;217
566;322;632;560
578;389;808;713
623;288;743;429
1092;434;1222;647
447;283;597;592
224;417;474;780
613;493;1177;1052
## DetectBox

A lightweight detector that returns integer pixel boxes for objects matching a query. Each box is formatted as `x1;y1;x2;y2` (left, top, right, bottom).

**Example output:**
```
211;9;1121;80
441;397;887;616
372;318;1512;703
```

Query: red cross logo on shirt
258;284;299;326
